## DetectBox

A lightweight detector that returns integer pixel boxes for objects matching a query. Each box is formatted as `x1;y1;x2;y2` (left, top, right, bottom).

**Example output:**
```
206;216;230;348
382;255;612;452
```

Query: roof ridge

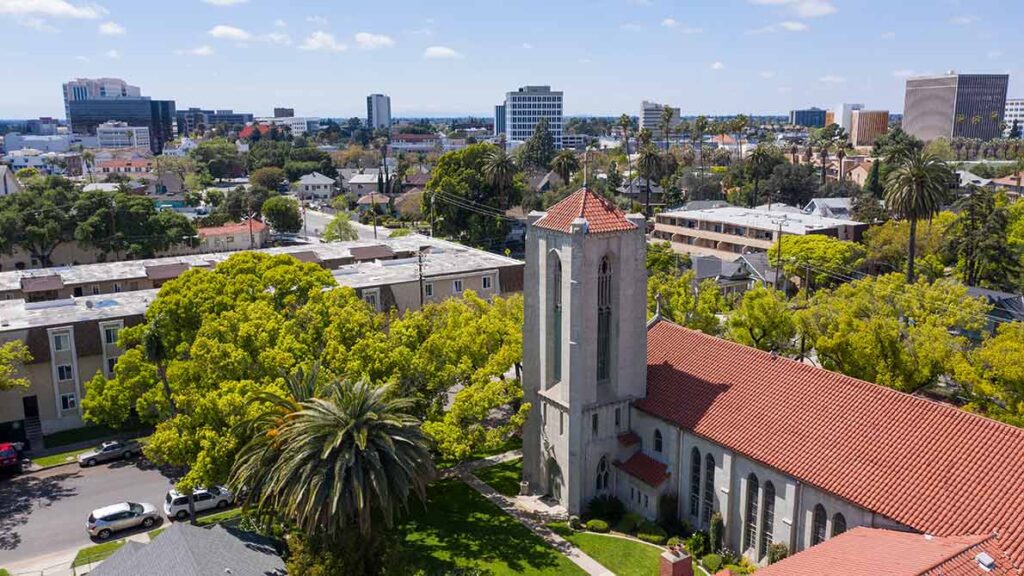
917;532;1003;575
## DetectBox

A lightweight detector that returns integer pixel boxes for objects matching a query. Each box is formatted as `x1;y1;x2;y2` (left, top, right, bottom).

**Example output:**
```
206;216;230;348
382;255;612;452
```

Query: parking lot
0;459;179;566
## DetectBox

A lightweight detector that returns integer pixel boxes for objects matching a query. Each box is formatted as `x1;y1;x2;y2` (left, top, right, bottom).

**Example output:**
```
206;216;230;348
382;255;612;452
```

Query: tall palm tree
231;378;433;547
818;147;830;187
619;113;633;197
748;145;777;207
885;149;952;283
550;149;580;187
660;106;675;150
731;114;749;161
637;145;662;216
691;116;710;188
482;145;517;210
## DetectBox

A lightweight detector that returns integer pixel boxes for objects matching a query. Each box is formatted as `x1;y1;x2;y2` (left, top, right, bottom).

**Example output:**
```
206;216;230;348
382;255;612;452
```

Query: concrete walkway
458;451;615;576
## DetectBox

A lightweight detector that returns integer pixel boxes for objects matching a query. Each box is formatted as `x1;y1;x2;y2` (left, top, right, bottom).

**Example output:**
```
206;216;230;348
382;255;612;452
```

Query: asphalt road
0;459;179;566
300;209;392;241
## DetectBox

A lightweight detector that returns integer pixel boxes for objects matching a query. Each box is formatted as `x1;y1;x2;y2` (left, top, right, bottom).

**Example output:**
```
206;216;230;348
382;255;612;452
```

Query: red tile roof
238;124;271;139
197;219;267;238
992;173;1024;187
534;188;637;234
638;320;1024;568
614;451;670;487
756;528;1016;576
617;431;641;447
97;159;151;169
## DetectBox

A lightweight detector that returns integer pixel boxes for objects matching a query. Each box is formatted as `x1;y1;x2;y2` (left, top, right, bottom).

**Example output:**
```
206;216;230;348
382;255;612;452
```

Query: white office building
3;134;73;153
62;78;142;120
1005;98;1024;136
501;86;563;148
367;94;392;131
640;101;682;141
836;103;864;132
96;121;151;150
253;116;320;136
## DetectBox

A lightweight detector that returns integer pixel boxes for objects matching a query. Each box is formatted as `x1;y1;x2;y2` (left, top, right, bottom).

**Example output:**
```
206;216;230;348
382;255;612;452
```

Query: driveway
0;459;179;566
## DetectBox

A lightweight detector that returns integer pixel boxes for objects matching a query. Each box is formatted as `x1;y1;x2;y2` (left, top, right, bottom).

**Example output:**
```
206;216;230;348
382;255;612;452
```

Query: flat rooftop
0;289;156;331
660;206;862;234
332;238;521;289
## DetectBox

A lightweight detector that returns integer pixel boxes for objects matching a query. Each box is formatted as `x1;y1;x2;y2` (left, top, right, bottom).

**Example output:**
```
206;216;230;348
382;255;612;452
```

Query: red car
0;442;23;473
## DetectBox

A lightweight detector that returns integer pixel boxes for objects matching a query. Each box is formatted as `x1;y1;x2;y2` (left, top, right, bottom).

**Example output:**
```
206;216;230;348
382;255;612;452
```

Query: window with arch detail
831;513;847;537
759;481;775;559
812;504;827;545
689;448;702;517
596;457;610;492
653;429;663;453
702;454;716;527
596;255;612;382
550;255;562;384
743;473;759;552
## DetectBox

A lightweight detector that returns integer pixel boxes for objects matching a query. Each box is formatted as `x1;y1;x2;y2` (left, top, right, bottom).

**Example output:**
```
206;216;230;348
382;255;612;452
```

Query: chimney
660;546;693;576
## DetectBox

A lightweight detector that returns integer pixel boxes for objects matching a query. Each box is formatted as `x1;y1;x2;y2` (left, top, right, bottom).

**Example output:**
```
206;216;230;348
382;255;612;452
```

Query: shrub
686;532;709;559
657;492;681;533
709;512;724;552
585;495;625;524
636;521;668;545
767;542;789;564
568;515;582;530
702;553;723;573
585;519;610;533
667;536;683;547
615;512;643;534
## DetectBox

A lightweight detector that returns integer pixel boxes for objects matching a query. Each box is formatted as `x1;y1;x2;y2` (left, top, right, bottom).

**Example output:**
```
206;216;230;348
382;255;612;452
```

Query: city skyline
0;0;1020;118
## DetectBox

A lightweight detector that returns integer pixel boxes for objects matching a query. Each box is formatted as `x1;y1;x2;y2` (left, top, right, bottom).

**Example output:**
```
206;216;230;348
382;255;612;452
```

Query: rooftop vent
976;552;996;572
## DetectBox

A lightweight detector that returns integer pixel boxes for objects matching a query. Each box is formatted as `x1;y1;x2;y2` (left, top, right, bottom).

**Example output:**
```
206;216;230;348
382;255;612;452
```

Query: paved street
0;460;179;567
300;209;391;242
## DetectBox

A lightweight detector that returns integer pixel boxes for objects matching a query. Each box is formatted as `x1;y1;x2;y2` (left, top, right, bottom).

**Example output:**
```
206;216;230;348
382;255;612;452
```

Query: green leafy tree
250;167;286;191
518;117;556;169
647;270;724;335
482;145;519;210
322;212;359;242
768;235;866;288
885;149;953;282
954;322;1024;426
550;149;580;188
863;213;955;278
637;145;662;216
871;126;924;160
190;138;244;180
764;163;818;208
0;341;32;391
262;196;303;233
946;188;1020;290
747;145;785;206
726;286;796;353
646;241;687;276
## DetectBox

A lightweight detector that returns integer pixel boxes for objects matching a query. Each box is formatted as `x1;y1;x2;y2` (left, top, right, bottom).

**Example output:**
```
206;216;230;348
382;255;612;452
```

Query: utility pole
773;220;782;288
417;251;425;308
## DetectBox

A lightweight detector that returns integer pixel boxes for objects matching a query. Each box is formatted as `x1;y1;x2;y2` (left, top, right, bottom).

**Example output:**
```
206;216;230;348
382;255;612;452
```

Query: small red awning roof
614;452;670;487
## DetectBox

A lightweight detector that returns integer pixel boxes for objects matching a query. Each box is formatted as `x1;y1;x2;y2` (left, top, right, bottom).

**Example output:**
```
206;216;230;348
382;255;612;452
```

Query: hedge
585;519;610;533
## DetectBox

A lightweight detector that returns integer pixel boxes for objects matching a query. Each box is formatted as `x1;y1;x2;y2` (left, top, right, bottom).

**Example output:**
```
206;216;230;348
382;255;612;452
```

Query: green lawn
42;424;149;448
437;436;523;470
32;447;94;468
474;458;524;497
71;539;126;568
394;479;586;576
147;527;167;539
549;522;664;576
195;507;242;526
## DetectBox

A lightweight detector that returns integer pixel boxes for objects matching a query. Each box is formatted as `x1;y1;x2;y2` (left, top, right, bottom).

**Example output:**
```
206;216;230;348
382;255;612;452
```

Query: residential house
990;172;1024;199
347;173;382;197
295;171;336;201
803;197;853;219
97;159;152;175
197;219;268;252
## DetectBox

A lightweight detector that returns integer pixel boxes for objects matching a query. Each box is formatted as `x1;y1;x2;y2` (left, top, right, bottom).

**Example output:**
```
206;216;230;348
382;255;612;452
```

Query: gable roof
534;188;637;234
614;451;670;487
298;171;335;185
638;321;1024;568
757;528;1016;576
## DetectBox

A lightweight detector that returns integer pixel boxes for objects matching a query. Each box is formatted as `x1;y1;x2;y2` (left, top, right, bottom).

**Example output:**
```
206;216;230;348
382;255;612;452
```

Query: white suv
163;486;234;521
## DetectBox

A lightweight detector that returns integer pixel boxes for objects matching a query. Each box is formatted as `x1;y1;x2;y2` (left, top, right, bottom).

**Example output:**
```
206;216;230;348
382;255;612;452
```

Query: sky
0;0;1020;119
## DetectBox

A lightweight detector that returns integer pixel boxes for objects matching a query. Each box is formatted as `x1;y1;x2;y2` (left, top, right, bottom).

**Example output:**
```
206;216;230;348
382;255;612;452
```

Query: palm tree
691;116;710;188
818;146;830;187
731;114;749;161
748;145;777;207
230;378;433;552
637;145;662;217
550;149;580;188
885;149;952;283
482;145;517;210
81;149;96;183
660;106;675;150
619;113;633;197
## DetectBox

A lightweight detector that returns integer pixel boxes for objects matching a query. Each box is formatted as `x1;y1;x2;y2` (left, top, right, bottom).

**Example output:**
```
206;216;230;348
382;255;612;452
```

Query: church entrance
546;458;563;502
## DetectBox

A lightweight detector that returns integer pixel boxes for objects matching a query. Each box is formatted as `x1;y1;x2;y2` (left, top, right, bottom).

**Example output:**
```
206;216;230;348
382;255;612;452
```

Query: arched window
743;474;759;551
654;429;663;453
595;457;610;492
702;454;716;527
759;481;775;559
812;504;827;545
550;255;562;384
689;448;701;517
596;255;612;382
832;513;847;537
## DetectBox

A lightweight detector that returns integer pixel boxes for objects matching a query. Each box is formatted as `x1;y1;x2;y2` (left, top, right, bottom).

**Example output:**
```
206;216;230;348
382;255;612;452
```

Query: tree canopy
261;196;303;234
768;234;866;288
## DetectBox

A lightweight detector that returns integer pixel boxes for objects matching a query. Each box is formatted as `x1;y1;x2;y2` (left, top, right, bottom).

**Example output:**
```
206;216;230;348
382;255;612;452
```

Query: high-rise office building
62;78;141;120
903;73;1008;141
494;104;506;138
273;107;294;118
849;110;890;146
789;108;827;128
836;103;864;132
639;101;682;141
68;98;176;154
500;85;563;148
175;108;254;135
366;94;392;131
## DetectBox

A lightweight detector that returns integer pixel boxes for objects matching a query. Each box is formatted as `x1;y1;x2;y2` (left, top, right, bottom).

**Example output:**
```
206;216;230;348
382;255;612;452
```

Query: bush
568;515;582;530
585;495;625;524
657;492;681;534
667;536;683;547
709;512;724;552
636;521;668;545
686;532;709;559
585;519;610;533
615;512;643;534
767;542;789;564
702;553;723;573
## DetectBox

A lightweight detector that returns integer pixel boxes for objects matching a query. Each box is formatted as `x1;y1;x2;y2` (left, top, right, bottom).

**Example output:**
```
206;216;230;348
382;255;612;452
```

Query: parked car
87;502;159;539
163;486;234;520
77;440;142;467
0;442;24;474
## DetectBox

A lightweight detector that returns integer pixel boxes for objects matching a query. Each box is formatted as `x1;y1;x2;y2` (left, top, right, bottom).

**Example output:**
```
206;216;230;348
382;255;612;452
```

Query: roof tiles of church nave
533;187;638;234
638;319;1024;571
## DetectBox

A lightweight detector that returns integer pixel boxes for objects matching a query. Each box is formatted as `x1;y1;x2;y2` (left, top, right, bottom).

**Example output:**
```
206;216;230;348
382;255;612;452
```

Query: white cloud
105;49;120;59
75;55;89;61
273;19;286;27
522;42;533;49
412;27;433;36
759;71;775;78
749;0;836;18
950;15;978;25
778;20;807;31
202;0;248;4
263;31;290;45
98;21;123;35
299;31;346;52
189;45;214;56
0;0;105;19
662;17;678;28
711;61;725;70
306;15;328;26
208;24;251;41
579;57;593;64
423;45;462;59
354;32;394;49
987;49;1003;59
818;74;846;84
880;31;896;39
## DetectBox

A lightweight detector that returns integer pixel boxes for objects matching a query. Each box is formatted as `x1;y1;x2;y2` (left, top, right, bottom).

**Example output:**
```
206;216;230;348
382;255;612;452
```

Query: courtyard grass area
395;479;586;576
42;424;148;448
549;522;664;576
32;447;94;468
71;539;126;568
474;457;524;497
437;435;523;470
195;507;242;526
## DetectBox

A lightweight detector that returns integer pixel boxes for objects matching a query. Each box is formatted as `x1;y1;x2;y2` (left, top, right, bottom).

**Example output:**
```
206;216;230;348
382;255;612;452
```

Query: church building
521;188;1024;573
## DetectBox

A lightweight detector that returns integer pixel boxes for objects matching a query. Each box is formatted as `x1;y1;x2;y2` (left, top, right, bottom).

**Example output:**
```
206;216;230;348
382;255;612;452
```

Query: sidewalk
4;528;156;576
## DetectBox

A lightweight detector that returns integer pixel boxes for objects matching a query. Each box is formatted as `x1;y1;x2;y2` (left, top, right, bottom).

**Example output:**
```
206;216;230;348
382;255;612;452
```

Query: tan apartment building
850;110;890;147
652;206;866;260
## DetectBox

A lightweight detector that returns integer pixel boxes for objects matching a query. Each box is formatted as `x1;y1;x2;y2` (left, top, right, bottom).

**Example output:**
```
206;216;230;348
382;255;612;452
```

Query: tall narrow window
743;474;759;552
596;256;612;382
831;513;847;537
702;454;716;527
551;257;562;383
654;429;663;453
596;457;609;491
760;482;775;559
689;448;702;517
812;504;827;545
614;407;621;430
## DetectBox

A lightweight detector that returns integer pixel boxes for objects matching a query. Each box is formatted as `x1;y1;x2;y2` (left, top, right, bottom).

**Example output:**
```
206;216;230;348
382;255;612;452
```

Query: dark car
0;442;24;473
